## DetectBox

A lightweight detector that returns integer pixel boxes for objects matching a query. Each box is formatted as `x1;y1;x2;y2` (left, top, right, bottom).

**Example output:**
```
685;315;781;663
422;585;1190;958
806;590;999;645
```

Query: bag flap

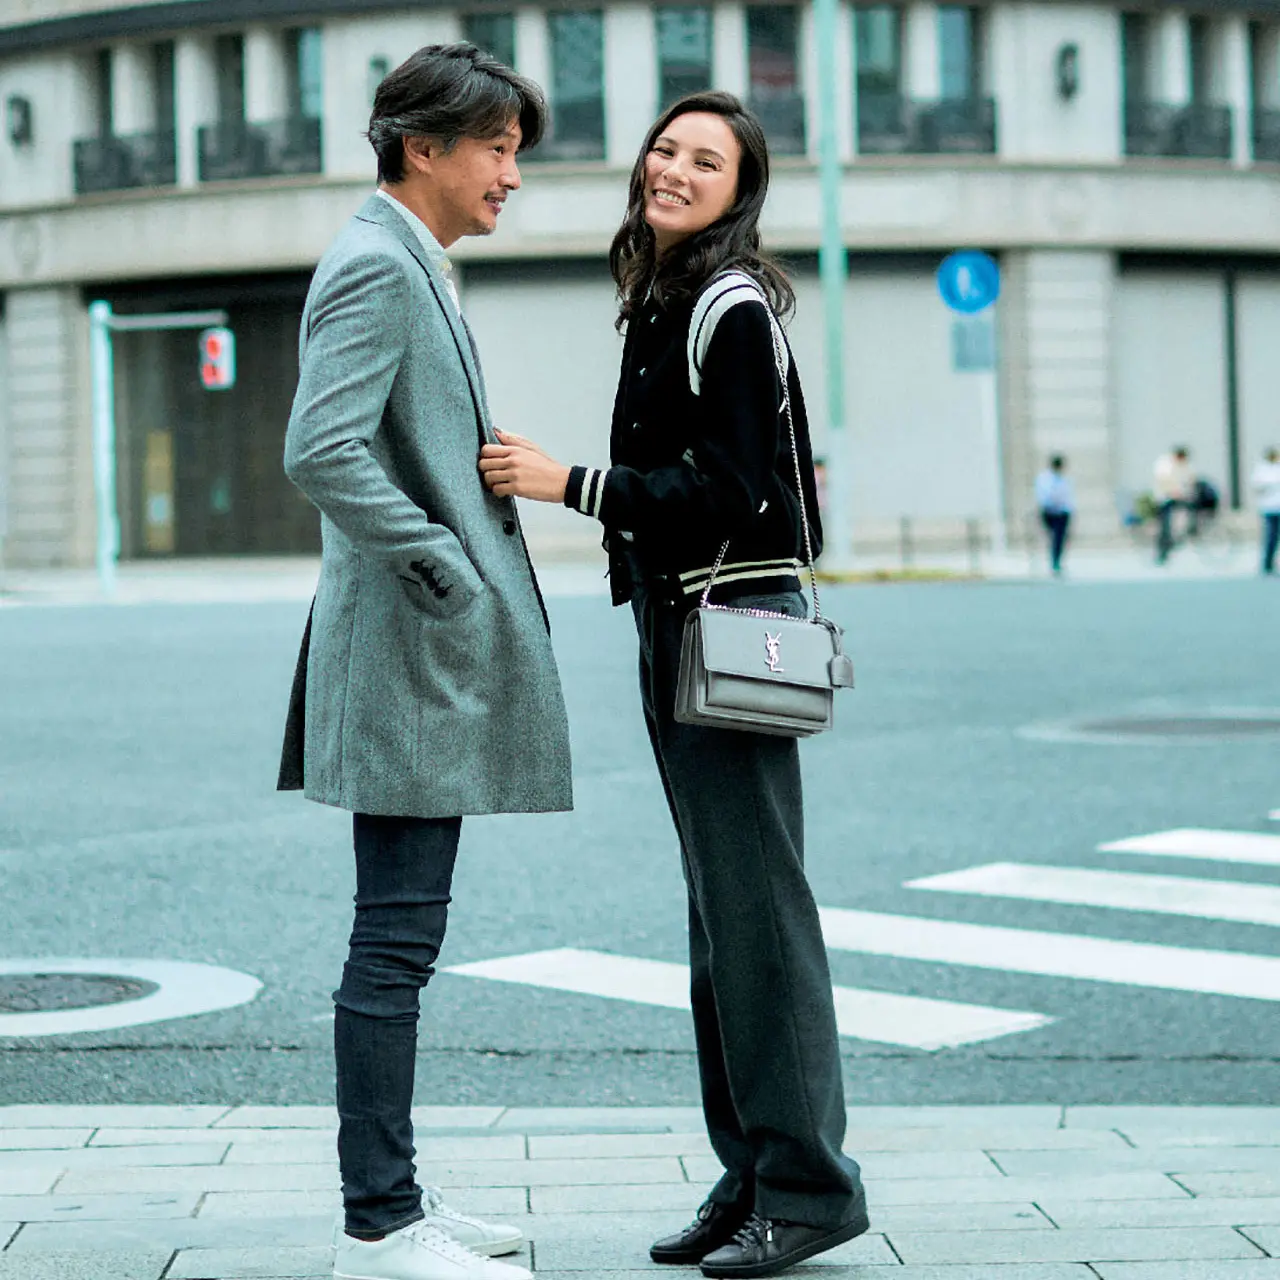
696;610;835;690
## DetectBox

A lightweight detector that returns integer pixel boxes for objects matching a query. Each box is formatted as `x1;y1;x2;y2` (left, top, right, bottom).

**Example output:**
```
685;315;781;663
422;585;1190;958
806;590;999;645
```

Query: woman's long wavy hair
609;91;795;331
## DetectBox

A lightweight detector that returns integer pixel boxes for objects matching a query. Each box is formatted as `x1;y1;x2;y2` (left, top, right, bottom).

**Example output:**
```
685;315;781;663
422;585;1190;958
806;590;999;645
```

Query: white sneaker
421;1185;523;1257
333;1218;532;1280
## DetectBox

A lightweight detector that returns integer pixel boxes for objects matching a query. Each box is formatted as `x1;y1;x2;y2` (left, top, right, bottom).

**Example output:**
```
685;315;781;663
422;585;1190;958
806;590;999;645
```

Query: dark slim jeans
334;812;461;1240
1157;500;1198;564
1263;513;1280;575
632;587;864;1231
1040;510;1070;573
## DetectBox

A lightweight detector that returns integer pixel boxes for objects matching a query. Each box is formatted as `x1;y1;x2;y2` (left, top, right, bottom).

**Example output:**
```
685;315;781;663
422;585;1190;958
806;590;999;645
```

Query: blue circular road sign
937;250;1001;314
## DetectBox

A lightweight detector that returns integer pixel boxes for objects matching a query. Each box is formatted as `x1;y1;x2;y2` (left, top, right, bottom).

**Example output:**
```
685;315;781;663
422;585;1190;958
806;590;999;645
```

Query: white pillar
1210;16;1252;166
605;4;656;167
1150;9;1190;102
712;2;748;98
244;27;289;123
516;9;552;96
984;3;1022;158
175;36;218;187
111;43;156;134
904;2;941;101
802;0;855;163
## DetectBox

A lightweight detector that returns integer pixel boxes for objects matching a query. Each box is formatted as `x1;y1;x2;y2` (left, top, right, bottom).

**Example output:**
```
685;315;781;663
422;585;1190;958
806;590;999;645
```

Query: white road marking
445;948;1052;1051
0;959;262;1038
907;862;1280;928
818;908;1280;1001
1100;828;1280;867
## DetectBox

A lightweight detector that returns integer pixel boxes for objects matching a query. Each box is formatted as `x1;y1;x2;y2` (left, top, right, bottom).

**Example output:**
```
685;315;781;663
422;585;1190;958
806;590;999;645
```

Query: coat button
631;421;641;431
502;519;517;536
637;367;646;377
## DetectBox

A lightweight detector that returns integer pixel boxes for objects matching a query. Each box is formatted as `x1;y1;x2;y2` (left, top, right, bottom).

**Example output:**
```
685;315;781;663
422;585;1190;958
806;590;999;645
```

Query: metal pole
88;301;119;598
980;314;1008;557
813;0;851;566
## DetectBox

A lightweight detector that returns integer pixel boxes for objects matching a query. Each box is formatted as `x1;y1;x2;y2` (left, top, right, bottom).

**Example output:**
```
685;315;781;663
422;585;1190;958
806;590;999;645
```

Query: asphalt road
2;576;1279;1106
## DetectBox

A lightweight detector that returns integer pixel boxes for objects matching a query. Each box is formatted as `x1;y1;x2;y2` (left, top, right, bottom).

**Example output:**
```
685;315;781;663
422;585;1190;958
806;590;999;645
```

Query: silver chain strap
699;308;825;625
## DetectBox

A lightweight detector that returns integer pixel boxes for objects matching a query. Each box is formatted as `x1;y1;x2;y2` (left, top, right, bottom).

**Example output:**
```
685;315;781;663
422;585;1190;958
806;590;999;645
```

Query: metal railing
857;94;998;156
197;116;322;182
524;100;606;162
1254;108;1280;163
73;130;176;194
749;90;807;156
1124;101;1232;159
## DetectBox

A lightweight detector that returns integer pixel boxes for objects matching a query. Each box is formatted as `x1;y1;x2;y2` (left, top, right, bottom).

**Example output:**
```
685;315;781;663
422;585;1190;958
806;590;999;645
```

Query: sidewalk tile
846;1107;1064;1129
0;1143;228;1172
0;1223;15;1249
531;1184;700;1214
0;1251;172;1279
224;1134;524;1164
1240;1225;1280;1252
530;1133;713;1160
534;1270;1096;1280
1123;1131;1280;1149
994;1147;1280;1177
889;1226;1263;1265
0;1129;93;1150
7;1214;332;1252
688;1151;999;1184
167;1246;331;1278
412;1107;507;1129
495;1107;704;1132
846;1127;1127;1153
872;1203;1051;1233
214;1107;333;1129
90;1128;330;1148
1094;1265;1280;1279
1176;1172;1280;1198
197;1186;526;1218
0;1192;200;1222
0;1106;228;1129
1065;1108;1280;1131
0;1170;59;1195
1040;1195;1280;1230
433;1157;683;1187
56;1164;338;1195
852;1172;1187;1206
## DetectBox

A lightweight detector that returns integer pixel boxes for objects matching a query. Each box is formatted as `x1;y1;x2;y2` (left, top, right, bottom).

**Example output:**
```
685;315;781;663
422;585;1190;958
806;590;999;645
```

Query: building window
1251;22;1280;161
657;6;713;108
856;5;902;98
285;28;324;119
541;10;606;160
1188;16;1213;104
214;33;245;122
464;13;517;69
938;5;982;101
747;4;805;155
93;48;113;136
153;40;175;134
1121;12;1152;107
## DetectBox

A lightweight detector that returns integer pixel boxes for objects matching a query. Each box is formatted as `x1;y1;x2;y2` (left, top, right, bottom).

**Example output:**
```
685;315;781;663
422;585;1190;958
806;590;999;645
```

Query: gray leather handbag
674;307;854;738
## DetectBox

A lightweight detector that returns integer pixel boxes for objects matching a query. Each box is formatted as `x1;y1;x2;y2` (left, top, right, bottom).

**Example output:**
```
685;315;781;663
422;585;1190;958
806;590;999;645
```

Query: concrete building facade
2;0;1279;566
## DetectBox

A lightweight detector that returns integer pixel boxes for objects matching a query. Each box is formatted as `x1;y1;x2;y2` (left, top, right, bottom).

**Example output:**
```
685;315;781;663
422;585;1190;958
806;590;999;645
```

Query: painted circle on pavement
0;958;262;1037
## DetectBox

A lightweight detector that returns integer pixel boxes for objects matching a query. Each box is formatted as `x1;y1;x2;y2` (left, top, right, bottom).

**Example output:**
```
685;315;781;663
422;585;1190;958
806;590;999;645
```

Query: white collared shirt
375;188;461;317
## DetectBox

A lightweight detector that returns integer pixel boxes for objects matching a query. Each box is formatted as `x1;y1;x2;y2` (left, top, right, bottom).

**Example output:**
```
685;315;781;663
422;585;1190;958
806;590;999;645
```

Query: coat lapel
355;196;495;445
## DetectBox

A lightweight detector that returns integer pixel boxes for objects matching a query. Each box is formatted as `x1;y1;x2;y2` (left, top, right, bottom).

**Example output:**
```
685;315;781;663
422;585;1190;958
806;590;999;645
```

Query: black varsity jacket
562;278;823;608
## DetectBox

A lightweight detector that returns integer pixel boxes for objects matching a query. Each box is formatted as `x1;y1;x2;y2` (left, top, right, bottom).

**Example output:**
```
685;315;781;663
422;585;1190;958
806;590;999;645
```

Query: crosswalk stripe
1099;828;1280;867
906;862;1280;928
817;907;1280;1001
444;948;1053;1051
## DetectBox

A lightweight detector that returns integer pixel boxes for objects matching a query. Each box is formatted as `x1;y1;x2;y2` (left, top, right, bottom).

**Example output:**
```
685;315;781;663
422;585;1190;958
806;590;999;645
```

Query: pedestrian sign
937;251;1000;315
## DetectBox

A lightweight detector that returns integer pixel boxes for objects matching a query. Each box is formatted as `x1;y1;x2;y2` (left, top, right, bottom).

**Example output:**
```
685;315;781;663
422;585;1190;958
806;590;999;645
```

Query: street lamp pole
813;0;851;566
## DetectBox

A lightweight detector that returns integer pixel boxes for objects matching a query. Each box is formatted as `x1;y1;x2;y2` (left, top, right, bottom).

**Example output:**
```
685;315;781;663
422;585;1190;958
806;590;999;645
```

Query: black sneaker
698;1209;870;1278
650;1199;752;1265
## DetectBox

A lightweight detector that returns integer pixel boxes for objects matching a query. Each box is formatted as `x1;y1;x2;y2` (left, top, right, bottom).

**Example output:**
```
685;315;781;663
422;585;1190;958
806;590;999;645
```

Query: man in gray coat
278;44;571;1280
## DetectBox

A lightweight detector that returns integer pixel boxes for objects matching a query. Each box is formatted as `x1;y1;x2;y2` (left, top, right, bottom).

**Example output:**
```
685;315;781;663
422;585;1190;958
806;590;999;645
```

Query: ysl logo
764;631;784;673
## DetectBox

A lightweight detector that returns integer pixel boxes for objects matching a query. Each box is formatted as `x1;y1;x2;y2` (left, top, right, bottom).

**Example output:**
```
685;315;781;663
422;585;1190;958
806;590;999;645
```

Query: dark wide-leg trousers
632;589;864;1231
333;812;461;1240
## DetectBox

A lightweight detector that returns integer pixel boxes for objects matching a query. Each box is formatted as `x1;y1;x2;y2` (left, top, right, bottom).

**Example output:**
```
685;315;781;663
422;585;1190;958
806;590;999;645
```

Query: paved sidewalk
1;1106;1279;1278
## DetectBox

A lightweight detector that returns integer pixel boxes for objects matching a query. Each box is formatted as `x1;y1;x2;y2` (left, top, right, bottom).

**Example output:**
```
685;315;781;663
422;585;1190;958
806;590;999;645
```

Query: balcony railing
525;99;606;162
1124;102;1232;160
73;130;176;194
749;90;806;157
858;94;997;156
197;116;322;182
1254;108;1280;163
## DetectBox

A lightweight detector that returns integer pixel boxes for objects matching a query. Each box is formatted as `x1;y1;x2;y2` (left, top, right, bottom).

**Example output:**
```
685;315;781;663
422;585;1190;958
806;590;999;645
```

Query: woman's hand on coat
480;433;570;503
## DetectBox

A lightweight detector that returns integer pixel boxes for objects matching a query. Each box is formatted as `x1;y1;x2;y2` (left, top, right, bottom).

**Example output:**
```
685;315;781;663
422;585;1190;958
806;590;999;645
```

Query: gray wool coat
278;194;573;819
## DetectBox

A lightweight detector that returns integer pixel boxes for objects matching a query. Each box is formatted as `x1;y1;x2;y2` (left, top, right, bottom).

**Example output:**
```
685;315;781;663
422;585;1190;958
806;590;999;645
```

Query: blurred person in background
1034;454;1074;576
1253;447;1280;576
1153;445;1196;565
